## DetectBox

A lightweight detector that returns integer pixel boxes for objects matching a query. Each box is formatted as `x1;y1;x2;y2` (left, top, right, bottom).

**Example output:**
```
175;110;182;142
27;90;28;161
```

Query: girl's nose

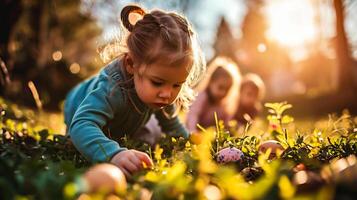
158;87;172;99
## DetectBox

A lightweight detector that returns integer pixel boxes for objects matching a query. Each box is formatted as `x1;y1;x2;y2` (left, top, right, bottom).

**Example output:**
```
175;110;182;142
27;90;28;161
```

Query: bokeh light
257;43;267;53
203;185;222;200
52;51;63;61
69;63;81;74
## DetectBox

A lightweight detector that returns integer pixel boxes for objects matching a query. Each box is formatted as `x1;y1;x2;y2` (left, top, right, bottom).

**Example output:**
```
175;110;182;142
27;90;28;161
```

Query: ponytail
120;5;146;32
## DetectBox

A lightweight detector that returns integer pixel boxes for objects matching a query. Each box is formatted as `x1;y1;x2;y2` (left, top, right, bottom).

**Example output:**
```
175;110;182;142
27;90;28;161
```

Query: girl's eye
173;84;182;88
151;80;163;87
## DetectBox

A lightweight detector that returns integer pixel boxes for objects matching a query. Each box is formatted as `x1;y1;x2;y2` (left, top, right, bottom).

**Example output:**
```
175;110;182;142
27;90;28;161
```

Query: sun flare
265;0;318;47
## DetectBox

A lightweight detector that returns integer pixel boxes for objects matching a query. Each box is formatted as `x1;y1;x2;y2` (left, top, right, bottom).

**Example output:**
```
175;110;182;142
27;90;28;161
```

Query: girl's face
208;77;233;103
132;62;189;109
240;85;259;107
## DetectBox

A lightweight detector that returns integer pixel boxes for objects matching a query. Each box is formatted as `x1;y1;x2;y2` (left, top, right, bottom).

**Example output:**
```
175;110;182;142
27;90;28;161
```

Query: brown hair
241;73;265;100
101;4;205;111
210;66;232;82
195;56;241;116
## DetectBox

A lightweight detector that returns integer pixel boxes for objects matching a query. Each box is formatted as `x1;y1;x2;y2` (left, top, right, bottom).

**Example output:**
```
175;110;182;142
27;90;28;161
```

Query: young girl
186;57;241;132
234;73;265;126
64;5;205;177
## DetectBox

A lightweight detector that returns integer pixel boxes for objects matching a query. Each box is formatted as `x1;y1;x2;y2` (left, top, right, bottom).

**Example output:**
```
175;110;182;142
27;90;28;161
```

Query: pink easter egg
216;147;244;163
258;140;284;159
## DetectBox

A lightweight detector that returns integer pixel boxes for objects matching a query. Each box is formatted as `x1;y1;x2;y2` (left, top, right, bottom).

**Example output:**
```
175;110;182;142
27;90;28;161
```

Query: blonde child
234;73;265;126
186;57;241;132
64;5;205;177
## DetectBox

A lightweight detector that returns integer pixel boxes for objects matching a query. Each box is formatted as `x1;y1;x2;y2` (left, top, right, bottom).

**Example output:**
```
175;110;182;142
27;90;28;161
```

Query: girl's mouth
153;103;168;108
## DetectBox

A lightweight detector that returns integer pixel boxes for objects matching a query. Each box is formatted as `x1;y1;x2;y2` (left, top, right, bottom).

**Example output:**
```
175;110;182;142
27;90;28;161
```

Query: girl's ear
125;54;135;74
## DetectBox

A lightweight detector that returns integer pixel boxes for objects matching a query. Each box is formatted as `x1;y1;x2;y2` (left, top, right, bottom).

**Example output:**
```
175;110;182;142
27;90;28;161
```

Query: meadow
0;98;356;200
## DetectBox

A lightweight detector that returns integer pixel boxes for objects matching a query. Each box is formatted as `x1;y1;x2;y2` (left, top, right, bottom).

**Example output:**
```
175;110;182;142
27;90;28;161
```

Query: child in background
186;57;241;132
234;73;265;126
64;4;205;177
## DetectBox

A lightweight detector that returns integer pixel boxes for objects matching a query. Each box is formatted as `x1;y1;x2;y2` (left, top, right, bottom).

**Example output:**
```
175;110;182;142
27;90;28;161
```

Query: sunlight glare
265;0;317;47
257;43;267;53
353;50;357;59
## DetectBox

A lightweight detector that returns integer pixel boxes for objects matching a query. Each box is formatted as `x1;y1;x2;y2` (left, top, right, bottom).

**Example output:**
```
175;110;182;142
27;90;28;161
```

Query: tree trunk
333;0;355;91
0;0;22;64
0;0;22;92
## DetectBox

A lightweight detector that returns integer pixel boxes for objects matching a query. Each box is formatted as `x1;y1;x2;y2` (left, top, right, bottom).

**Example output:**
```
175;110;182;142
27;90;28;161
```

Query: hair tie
120;5;145;32
129;12;144;28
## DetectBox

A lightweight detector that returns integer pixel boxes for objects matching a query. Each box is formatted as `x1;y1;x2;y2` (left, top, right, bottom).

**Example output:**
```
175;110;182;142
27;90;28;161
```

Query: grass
0;98;356;199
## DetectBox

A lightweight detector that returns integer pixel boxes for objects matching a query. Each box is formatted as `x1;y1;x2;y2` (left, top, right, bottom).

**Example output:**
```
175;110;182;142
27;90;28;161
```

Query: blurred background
1;0;356;117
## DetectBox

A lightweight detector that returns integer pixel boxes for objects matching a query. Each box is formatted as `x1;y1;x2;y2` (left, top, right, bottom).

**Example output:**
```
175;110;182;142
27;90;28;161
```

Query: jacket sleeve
68;77;127;162
154;105;189;138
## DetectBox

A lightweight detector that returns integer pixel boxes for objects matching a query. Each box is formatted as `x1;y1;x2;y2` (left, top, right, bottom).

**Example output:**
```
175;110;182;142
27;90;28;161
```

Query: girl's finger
119;166;132;179
129;154;143;169
124;160;140;173
133;150;153;167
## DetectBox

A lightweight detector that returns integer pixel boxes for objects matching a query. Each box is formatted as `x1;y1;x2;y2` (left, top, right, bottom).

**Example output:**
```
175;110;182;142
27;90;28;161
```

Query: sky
91;0;357;61
184;0;246;59
91;0;246;60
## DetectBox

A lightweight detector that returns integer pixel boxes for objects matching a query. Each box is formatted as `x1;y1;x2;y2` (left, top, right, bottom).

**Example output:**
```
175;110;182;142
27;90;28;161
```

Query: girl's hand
110;149;153;178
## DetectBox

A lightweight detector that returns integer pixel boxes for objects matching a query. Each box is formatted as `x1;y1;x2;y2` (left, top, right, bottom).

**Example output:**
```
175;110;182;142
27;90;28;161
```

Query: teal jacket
64;59;189;162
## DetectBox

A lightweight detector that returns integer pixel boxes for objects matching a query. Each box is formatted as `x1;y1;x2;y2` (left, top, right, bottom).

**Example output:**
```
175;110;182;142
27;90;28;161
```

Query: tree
213;17;237;61
1;0;101;109
0;0;22;91
333;0;357;91
265;0;357;115
236;0;292;95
